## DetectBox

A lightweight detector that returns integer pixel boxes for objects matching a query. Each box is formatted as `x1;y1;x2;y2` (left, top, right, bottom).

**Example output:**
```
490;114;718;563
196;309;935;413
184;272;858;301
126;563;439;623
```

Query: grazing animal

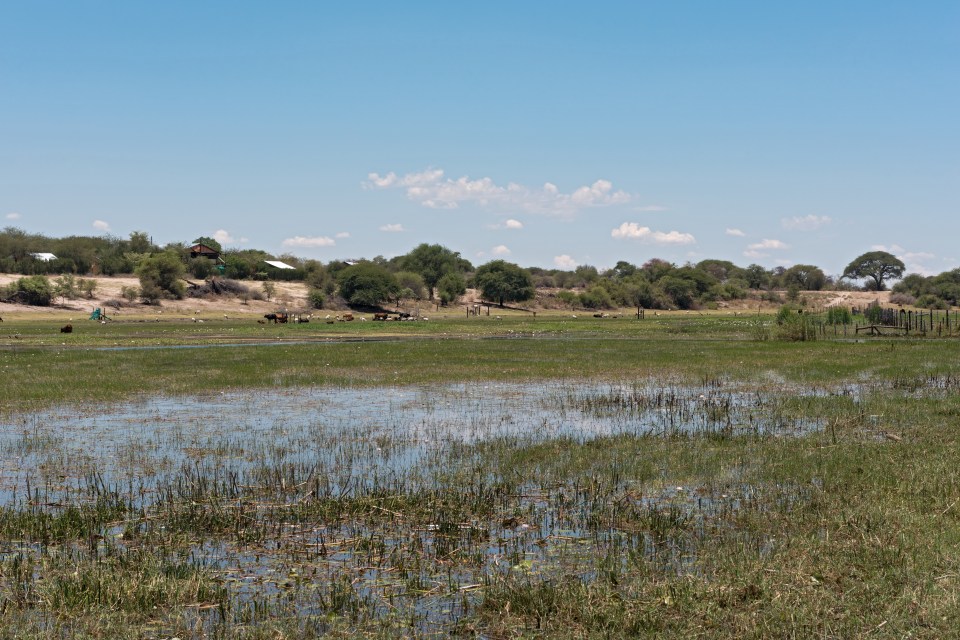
263;313;289;324
257;319;266;324
60;324;73;333
373;312;389;321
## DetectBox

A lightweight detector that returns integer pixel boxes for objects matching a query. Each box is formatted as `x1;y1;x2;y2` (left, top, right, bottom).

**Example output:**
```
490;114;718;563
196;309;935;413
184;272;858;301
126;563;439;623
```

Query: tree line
5;227;949;311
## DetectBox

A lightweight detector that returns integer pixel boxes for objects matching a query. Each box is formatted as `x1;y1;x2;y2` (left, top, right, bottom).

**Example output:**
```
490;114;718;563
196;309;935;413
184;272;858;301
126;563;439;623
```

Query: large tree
782;264;827;291
473;260;534;307
336;262;400;307
400;243;465;300
842;251;905;291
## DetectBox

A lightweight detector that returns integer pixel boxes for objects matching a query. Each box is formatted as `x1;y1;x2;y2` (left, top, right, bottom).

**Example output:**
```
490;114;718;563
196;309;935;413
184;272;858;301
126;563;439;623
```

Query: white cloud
282;235;336;248
725;228;746;237
335;231;351;239
782;215;831;231
743;238;789;259
367;168;631;215
379;223;405;232
6;212;21;220
213;229;234;245
489;218;524;230
492;244;511;256
554;254;578;269
92;219;110;231
610;222;696;245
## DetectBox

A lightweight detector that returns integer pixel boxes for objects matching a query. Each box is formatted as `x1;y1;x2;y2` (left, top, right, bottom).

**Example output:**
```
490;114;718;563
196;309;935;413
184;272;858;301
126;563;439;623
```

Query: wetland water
0;379;823;502
0;379;845;633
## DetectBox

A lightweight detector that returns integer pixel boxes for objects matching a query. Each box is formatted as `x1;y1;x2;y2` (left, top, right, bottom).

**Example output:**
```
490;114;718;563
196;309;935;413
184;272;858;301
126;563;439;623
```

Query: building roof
263;260;295;270
30;252;57;261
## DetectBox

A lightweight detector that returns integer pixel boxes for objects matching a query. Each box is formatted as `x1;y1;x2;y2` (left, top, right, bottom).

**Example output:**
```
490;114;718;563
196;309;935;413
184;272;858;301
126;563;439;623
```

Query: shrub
578;287;614;309
308;289;325;309
775;305;816;341
916;294;949;310
6;275;53;306
121;286;139;302
135;252;186;301
825;306;852;325
864;301;884;323
437;272;466;305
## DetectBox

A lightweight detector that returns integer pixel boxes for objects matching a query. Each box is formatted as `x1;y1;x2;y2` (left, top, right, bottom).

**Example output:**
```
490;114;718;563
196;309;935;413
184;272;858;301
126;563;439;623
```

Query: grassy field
1;313;959;638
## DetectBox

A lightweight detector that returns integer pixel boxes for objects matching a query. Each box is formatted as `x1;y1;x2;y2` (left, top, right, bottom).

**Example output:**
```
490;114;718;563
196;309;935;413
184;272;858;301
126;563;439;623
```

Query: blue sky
2;2;957;277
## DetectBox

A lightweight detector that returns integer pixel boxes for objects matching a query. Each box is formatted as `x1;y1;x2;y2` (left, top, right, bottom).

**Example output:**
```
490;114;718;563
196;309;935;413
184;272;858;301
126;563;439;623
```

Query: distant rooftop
30;252;57;262
263;260;295;270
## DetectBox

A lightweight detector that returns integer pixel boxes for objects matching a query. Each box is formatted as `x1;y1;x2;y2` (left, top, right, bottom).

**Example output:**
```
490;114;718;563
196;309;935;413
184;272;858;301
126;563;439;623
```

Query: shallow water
0;379;826;505
0;378;856;633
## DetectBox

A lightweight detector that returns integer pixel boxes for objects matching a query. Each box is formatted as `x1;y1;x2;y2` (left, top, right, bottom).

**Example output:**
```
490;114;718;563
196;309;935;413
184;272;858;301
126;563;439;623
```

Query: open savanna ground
1;313;958;638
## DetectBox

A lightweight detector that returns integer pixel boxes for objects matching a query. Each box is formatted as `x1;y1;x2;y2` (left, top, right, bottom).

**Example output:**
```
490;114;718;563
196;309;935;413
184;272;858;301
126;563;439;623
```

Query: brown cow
60;324;73;333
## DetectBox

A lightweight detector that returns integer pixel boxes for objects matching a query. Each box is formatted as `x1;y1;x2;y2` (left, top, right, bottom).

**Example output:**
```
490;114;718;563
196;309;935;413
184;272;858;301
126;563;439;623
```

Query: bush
775;305;816;341
437;272;466;305
136;252;186;301
864;301;884;323
916;294;949;310
308;289;325;309
5;275;53;306
578;287;614;309
121;286;140;302
825;306;852;325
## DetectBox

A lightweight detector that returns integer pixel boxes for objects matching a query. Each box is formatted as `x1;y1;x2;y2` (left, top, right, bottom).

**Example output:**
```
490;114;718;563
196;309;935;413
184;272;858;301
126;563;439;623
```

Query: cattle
342;312;354;321
373;312;389;321
60;324;73;333
263;313;289;324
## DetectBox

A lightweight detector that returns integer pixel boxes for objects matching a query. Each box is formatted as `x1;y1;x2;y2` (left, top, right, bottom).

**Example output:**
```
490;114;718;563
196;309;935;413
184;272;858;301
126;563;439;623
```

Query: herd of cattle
37;312;428;334
260;311;420;325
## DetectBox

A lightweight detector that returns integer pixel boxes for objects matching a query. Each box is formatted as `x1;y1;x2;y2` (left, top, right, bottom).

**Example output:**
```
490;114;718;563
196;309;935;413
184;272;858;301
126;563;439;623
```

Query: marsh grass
2;316;960;637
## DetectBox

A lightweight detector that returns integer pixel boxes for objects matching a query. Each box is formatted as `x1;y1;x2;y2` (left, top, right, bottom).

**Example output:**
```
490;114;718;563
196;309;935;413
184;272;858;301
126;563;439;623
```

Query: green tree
53;274;80;304
336;262;400;307
611;260;638;279
135;252;186;303
394;271;428;304
128;231;156;254
744;264;771;289
437;272;466;305
473;260;534;307
842;251;905;291
641;258;675;282
658;275;697;309
782;264;827;291
400;243;465;300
